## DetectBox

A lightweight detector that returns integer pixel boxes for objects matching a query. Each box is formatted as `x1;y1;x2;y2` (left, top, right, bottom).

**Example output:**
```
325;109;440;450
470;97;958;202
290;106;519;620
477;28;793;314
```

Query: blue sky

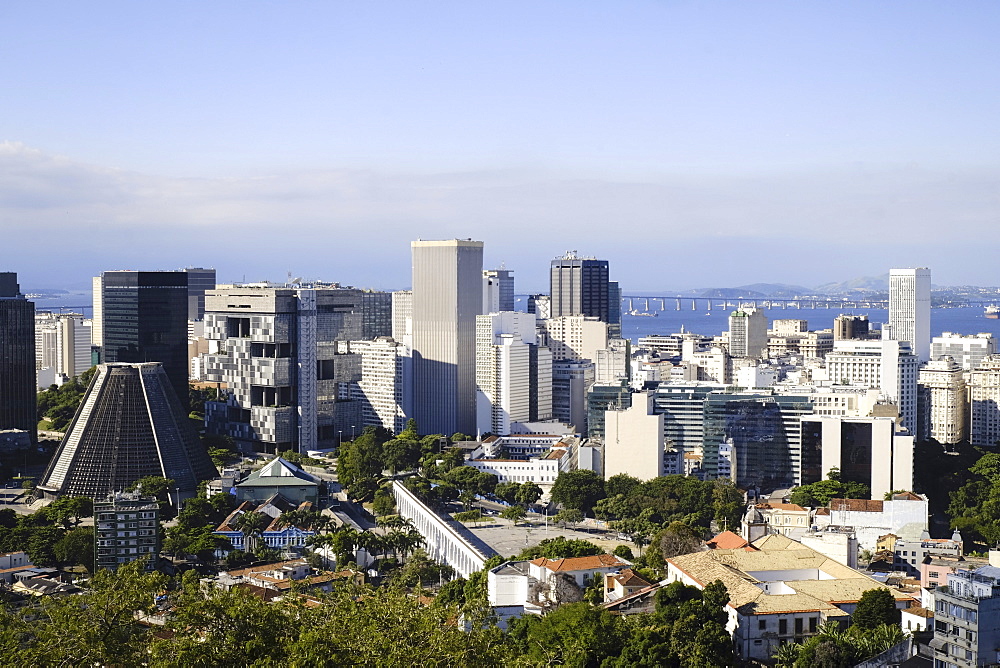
4;2;1000;292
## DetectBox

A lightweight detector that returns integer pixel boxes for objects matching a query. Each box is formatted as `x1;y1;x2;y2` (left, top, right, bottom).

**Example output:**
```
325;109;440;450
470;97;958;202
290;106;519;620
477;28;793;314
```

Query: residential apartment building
94;495;160;571
551;359;595;435
347;336;412;435
969;356;1000;448
931;566;1000;668
919;357;968;444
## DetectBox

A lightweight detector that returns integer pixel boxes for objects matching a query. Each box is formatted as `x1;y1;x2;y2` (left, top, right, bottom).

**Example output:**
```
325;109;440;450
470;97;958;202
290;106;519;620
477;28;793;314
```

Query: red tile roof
530;554;629;572
830;499;884;513
706;530;757;551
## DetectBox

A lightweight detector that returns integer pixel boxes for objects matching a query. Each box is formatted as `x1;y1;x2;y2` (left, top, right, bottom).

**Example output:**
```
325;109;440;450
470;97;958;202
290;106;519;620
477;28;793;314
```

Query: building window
759;619;766;630
779;619;787;635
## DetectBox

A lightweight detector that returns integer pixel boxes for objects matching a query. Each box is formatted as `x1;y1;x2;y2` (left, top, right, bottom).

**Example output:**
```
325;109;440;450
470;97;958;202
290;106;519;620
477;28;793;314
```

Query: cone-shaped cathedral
38;363;217;499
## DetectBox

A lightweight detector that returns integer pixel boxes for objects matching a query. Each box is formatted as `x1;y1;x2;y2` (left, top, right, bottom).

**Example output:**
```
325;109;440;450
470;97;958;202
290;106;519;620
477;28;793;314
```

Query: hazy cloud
3;142;1000;291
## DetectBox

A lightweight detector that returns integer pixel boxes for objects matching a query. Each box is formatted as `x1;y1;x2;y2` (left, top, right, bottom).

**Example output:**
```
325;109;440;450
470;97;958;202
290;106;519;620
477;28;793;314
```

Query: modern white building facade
411;239;484;436
888;267;931;362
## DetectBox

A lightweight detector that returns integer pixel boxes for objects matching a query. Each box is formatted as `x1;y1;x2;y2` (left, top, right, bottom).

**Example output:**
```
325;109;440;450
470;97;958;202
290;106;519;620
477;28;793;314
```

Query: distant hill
812;275;889;295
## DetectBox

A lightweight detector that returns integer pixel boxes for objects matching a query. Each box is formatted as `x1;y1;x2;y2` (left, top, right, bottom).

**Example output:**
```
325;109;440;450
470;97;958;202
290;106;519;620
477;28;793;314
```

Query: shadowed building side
37;363;217;500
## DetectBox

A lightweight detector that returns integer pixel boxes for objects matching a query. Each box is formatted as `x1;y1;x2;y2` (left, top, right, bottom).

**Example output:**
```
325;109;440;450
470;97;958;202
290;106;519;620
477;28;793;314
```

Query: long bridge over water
620;296;997;313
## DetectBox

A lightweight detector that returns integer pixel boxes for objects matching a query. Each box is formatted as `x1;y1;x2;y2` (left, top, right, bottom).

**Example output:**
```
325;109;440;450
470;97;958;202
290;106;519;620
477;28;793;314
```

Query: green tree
605;473;642;498
500;505;526;526
554;507;584;528
53;526;95;569
494;481;520;505
852;588;900;630
516;536;603;560
515;481;543;507
551;469;605;514
508;601;625;667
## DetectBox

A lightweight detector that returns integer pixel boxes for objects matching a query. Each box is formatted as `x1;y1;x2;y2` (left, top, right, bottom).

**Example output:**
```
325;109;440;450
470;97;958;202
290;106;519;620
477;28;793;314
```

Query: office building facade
932;332;996;371
824;339;920;434
475;312;552;436
969;356;1000;448
0;273;36;440
95;270;190;407
411;239;484;436
888;267;931;362
918;357;967;444
348;336;413;435
202;284;366;453
184;267;217;321
728;308;769;359
483;268;515;313
549;252;620;336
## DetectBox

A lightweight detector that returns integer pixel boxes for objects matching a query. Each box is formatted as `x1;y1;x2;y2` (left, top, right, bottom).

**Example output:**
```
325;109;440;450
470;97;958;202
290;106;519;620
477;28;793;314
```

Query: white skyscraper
728;307;769;359
475;312;552;435
411;239;484;436
349;336;413;435
889;268;931;362
824;339;920;434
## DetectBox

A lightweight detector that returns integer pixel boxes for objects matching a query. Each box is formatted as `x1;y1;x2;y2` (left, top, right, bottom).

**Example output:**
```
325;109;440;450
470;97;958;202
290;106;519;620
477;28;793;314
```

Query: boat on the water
987;305;999;319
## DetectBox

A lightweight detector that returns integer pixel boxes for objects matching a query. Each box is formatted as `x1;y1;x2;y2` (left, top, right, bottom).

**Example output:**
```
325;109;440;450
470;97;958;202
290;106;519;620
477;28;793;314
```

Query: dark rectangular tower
99;270;189;408
0;272;36;441
549;252;611;322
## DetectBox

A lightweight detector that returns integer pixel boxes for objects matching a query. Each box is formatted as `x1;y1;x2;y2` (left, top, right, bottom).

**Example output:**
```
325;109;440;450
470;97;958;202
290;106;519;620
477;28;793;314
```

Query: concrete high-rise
549;252;620;335
411;239;484;436
969;356;1000;448
0;272;36;441
483;267;514;313
95;270;190;407
824;339;920;434
475;312;552;435
348;336;413;435
202;283;366;453
889;267;931;362
184;267;216;321
728;308;769;359
918;357;967;444
37;363;216;500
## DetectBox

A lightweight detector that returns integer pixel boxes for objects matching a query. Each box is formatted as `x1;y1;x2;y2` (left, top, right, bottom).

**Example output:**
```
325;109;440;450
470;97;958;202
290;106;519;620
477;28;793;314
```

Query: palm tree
233;510;269;554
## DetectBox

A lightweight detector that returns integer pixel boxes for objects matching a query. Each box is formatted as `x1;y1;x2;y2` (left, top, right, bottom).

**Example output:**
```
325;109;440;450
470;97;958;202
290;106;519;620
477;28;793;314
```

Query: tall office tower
202;284;364;453
889;267;931;362
37;363;216;500
551;359;594;435
91;275;104;347
96;270;189;407
833;315;870;341
391;290;413;345
35;312;92;380
475;312;552;435
360;290;393;340
932;332;996;371
918;357;967;444
411;239;484;436
969;356;1000;448
348;336;413;435
607;281;621;338
803;415;914;500
728;308;769;358
824;339;920;433
586;383;632;440
543;315;609;362
184;267;216;321
0;273;36;441
701;392;814;493
526;294;550;320
483;267;514;313
549;252;615;326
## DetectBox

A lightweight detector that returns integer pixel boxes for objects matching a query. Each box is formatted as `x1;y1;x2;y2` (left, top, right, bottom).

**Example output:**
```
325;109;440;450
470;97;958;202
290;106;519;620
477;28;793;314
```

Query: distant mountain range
632;275;1000;300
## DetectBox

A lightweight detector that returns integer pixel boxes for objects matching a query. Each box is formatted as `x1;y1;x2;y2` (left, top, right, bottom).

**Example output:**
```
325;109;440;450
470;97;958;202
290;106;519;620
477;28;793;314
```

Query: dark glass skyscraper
98;271;189;408
549;252;621;336
0;272;36;441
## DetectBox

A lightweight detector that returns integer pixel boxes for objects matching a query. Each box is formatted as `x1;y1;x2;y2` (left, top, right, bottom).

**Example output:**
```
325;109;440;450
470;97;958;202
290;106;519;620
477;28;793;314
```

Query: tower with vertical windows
888;267;931;362
0;272;36;441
